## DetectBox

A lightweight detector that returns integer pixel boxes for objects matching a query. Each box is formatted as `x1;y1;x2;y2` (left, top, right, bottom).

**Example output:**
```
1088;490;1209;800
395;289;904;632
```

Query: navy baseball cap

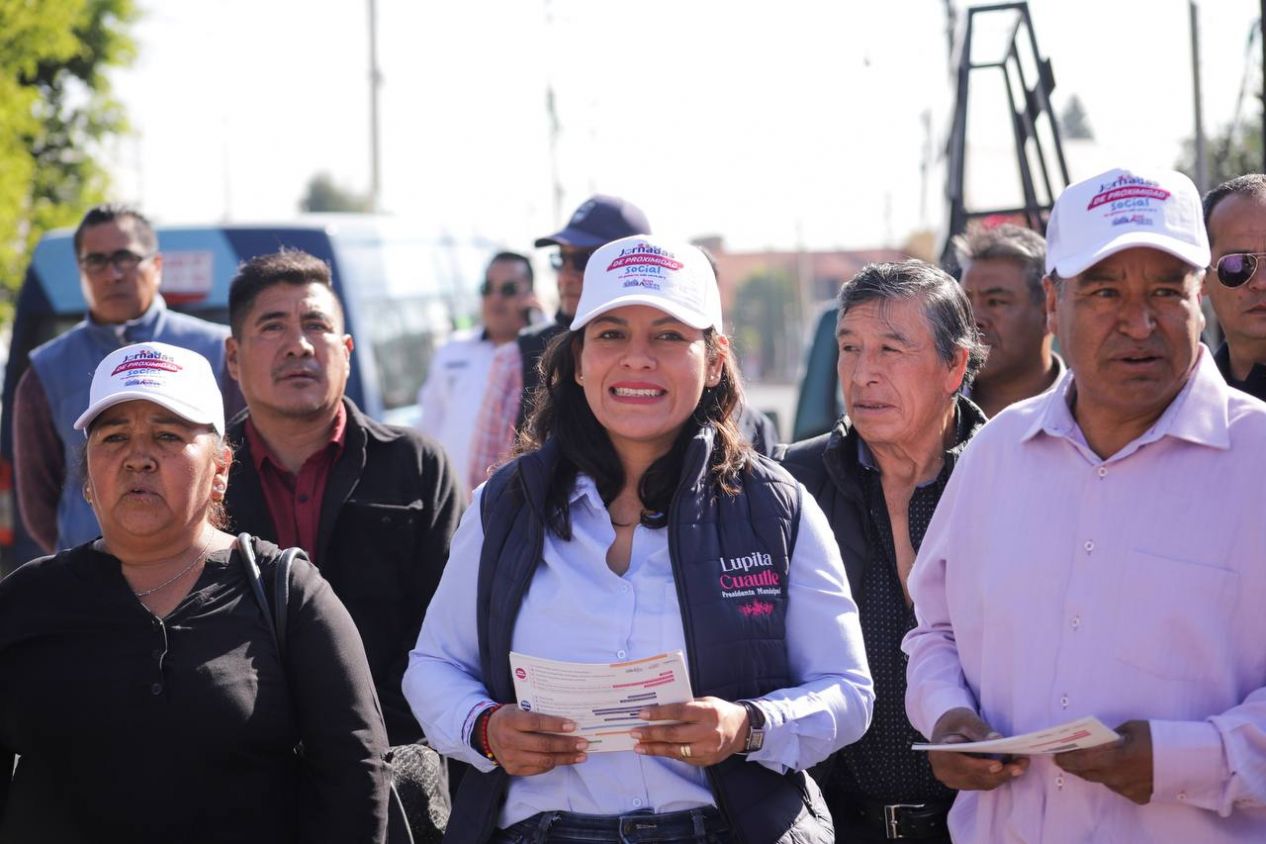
534;194;651;249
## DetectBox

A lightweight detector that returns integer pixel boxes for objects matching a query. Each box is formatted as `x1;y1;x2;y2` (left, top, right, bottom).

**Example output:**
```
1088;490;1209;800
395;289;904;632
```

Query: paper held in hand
509;650;695;753
912;715;1120;755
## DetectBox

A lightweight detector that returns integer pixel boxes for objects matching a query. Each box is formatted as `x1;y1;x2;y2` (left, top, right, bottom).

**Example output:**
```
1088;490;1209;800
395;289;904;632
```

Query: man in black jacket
777;260;988;843
222;249;461;746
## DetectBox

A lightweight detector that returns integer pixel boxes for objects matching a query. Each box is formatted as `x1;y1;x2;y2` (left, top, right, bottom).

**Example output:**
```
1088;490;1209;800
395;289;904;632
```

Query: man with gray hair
953;223;1063;417
778;260;987;842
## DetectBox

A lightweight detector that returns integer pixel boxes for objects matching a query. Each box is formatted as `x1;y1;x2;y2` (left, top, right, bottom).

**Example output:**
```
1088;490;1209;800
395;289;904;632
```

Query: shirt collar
569;473;606;511
84;294;167;346
245;402;349;475
1021;344;1231;454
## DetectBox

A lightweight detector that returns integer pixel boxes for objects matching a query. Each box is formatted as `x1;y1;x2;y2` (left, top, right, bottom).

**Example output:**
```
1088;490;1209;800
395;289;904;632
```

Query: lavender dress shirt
903;346;1266;843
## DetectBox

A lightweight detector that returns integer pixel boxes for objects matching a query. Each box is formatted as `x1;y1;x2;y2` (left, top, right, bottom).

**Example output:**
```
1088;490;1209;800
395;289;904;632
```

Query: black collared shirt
1214;342;1266;402
833;447;956;804
0;543;388;843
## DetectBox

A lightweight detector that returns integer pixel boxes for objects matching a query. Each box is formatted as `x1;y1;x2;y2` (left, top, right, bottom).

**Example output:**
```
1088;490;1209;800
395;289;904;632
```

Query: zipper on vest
667;474;748;844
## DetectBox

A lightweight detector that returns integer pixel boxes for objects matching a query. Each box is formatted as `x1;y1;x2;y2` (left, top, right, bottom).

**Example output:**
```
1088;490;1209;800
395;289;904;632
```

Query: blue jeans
490;807;731;843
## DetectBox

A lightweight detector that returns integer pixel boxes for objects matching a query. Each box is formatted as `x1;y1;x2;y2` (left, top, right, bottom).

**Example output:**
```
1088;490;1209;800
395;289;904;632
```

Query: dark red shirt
243;405;347;562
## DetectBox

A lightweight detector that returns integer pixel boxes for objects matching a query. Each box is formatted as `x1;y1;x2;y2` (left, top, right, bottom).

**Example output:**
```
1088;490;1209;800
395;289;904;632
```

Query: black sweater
0;541;389;843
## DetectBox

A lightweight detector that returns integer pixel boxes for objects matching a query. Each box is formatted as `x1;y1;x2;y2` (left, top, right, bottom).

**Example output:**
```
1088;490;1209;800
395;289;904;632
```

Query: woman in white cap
406;236;874;843
0;342;389;843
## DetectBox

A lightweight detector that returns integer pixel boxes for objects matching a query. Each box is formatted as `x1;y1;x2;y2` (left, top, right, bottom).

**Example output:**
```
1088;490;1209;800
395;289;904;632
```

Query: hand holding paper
913;715;1121;755
509;651;695;752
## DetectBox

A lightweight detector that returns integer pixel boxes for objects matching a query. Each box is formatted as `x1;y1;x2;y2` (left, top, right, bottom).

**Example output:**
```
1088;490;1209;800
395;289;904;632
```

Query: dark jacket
1214;342;1266;402
514;315;569;430
225;398;461;745
448;429;834;844
775;396;986;601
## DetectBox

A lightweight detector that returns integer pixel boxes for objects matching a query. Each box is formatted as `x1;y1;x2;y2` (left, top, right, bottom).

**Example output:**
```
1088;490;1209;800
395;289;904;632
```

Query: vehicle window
357;297;451;410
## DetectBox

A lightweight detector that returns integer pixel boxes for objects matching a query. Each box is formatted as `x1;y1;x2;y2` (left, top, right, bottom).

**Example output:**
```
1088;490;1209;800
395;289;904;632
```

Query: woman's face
576;304;725;462
85;399;228;542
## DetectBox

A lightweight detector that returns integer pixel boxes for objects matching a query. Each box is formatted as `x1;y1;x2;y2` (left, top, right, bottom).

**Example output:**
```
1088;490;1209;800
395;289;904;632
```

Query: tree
299;173;373;213
731;270;800;382
0;0;137;313
1059;95;1094;141
1177;118;1263;190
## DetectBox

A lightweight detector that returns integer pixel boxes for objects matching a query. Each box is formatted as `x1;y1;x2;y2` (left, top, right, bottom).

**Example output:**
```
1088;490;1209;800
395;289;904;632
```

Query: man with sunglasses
13;203;233;554
1202;174;1266;401
905;167;1266;842
466;195;650;491
417;251;536;497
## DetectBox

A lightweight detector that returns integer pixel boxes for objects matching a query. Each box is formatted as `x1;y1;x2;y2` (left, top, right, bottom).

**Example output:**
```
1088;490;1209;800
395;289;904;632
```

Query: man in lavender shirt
903;166;1266;843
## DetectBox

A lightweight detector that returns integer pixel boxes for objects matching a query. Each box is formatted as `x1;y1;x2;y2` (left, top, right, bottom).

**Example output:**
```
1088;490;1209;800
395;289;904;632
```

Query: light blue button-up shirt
405;473;873;829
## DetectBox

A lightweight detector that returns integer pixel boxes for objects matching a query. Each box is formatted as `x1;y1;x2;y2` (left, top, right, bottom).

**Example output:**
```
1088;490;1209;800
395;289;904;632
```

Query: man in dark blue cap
466;195;650;491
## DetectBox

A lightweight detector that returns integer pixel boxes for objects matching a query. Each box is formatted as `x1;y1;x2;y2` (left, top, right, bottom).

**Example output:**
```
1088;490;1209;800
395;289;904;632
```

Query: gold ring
679;744;692;758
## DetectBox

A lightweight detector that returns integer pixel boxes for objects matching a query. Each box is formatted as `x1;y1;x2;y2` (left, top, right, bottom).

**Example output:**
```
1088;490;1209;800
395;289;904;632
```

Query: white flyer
508;650;695;753
912;715;1120;755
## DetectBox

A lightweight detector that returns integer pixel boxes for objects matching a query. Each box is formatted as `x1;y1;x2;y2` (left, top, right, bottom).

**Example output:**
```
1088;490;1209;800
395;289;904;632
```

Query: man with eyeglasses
1202;174;1266;401
466;195;650;491
417;251;536;497
13;203;234;554
904;167;1266;842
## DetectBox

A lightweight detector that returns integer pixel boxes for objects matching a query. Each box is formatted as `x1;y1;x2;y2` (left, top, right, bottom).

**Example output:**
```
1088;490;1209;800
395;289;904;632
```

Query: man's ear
1043;275;1059;337
225;336;240;382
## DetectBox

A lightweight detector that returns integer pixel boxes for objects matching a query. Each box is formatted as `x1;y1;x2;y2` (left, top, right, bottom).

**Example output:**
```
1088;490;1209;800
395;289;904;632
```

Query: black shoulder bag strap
236;534;416;844
236;533;300;657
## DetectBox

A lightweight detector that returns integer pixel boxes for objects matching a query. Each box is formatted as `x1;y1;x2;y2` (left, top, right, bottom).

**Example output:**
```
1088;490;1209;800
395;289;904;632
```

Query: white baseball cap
74;342;225;435
1045;167;1210;278
570;235;723;332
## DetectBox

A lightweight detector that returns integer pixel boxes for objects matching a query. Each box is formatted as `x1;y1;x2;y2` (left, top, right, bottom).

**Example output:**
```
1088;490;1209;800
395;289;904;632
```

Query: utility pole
368;0;382;212
1190;1;1208;194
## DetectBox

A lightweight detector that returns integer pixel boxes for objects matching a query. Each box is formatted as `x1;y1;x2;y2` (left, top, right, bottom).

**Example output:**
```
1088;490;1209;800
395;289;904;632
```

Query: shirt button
1097;466;1108;478
151;683;163;695
1056;774;1064;788
1178;792;1187;801
1060;695;1069;708
617;650;627;659
621;584;630;593
632;798;643;808
1071;616;1081;630
1083;540;1095;553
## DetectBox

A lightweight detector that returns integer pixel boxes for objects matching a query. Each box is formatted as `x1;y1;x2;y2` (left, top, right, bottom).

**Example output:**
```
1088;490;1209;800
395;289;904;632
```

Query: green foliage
731;270;801;382
299;172;374;213
0;0;136;319
1177;117;1264;190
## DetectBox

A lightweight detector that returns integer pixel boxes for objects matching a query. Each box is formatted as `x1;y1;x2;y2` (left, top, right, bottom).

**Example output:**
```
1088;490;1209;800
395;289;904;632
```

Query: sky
105;0;1265;255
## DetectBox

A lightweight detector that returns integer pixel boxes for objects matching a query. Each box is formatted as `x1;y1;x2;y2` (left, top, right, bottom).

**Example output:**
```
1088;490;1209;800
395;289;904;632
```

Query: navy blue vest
448;427;822;844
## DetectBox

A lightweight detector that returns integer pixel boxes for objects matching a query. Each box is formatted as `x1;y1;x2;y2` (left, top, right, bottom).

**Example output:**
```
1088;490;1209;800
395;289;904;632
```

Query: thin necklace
132;538;210;598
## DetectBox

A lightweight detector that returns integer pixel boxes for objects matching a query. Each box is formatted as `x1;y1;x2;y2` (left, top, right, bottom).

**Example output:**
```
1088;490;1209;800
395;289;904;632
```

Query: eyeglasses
1214;252;1266;288
479;279;523;298
78;249;153;274
549;250;593;272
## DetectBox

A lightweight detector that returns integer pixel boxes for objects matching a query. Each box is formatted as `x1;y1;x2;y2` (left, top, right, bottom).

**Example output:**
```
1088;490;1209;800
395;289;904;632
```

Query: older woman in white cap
406;236;874;844
0;342;389;843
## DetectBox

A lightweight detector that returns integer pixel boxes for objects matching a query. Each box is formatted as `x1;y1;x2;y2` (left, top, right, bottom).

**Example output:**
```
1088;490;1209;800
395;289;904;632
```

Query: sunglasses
1214;252;1266;288
78;249;153;274
479;279;522;298
549;250;593;272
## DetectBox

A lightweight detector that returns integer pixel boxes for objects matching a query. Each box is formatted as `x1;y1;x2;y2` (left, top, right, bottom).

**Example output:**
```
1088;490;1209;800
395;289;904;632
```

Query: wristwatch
739;700;766;754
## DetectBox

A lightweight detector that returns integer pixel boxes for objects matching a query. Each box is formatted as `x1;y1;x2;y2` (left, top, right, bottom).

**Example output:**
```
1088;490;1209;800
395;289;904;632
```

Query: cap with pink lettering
570;235;723;332
74;342;225;435
1045;167;1210;278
